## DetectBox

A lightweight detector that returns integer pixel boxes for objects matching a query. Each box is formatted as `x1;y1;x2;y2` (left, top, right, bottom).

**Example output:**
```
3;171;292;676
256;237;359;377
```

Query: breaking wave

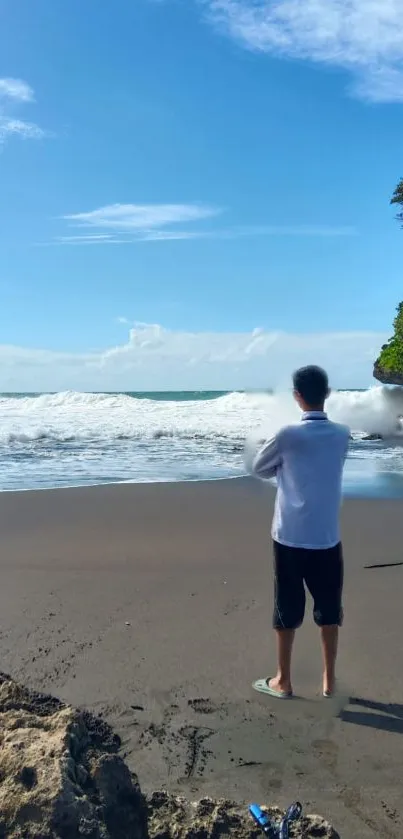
1;388;403;491
1;386;403;445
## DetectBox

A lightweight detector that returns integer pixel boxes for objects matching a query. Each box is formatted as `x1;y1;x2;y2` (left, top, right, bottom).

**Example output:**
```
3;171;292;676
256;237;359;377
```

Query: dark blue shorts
272;540;344;630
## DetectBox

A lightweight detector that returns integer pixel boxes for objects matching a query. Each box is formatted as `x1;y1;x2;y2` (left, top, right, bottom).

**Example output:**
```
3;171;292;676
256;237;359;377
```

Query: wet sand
0;479;403;837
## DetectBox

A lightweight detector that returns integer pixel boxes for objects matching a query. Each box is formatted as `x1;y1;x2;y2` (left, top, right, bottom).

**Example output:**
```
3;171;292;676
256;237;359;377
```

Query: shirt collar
301;411;327;421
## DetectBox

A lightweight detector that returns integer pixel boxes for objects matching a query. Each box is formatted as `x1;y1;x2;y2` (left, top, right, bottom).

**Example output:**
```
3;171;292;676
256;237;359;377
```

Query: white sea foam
0;386;402;445
0;388;402;491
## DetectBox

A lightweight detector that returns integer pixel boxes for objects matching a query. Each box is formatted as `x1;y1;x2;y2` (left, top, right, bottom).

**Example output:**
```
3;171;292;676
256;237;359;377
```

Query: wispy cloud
56;202;220;245
55;201;355;245
55;234;126;245
0;77;45;145
64;202;221;230
0;78;34;102
204;0;403;103
0;118;45;142
138;229;210;241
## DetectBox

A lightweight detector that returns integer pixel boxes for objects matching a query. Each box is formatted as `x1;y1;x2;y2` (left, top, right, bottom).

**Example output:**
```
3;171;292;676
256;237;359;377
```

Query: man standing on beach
249;366;350;699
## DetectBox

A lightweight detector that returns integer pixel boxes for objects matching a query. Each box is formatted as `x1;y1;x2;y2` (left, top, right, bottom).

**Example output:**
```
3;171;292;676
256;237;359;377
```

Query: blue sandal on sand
252;678;293;699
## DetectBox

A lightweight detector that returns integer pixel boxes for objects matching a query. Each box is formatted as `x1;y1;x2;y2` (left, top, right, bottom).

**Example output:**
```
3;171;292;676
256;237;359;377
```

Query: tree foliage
378;181;403;371
377;301;403;373
391;178;403;225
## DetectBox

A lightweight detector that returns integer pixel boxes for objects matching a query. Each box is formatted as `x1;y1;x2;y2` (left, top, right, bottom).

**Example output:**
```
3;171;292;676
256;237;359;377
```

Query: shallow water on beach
0;388;403;496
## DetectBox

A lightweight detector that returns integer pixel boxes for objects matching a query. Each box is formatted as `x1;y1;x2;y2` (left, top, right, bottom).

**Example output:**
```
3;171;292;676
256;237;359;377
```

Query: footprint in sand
188;698;217;715
312;738;339;772
224;598;256;616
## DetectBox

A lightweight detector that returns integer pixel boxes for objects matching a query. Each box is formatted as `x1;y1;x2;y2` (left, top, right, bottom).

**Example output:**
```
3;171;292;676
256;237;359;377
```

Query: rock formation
0;673;339;839
147;792;339;839
0;673;146;839
374;302;403;385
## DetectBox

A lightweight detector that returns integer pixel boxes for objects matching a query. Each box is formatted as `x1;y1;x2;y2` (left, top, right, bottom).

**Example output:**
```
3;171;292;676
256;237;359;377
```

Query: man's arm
251;435;282;479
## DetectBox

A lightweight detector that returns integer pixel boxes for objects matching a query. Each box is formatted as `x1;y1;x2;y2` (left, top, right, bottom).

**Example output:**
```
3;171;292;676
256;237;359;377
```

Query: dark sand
1;479;403;837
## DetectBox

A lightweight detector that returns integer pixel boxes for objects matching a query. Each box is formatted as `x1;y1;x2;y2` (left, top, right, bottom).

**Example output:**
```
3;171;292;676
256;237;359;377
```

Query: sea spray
0;388;402;490
245;386;403;448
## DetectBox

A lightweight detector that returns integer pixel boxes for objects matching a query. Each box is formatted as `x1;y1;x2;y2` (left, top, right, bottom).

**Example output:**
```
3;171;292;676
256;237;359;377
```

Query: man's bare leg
269;629;295;694
321;625;338;695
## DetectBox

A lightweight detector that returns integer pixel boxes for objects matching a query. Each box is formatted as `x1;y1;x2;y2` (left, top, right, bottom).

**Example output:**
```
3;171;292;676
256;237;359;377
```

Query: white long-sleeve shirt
250;411;350;549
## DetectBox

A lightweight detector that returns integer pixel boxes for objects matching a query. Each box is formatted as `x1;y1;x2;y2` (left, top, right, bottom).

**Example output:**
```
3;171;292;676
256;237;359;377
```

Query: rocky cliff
374;302;403;385
0;673;339;839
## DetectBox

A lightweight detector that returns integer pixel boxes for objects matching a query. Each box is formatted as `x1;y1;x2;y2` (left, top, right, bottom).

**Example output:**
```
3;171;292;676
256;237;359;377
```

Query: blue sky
1;0;403;390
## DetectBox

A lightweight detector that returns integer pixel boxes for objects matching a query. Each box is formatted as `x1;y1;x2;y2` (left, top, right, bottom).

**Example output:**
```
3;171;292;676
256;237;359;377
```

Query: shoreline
2;472;403;502
0;473;245;495
1;479;403;837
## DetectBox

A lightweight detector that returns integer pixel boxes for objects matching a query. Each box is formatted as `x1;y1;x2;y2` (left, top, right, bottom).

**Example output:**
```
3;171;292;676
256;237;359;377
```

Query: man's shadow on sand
341;697;403;734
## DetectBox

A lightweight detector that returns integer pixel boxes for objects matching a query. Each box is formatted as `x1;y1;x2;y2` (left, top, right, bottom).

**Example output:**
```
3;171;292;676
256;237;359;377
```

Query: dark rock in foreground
0;674;340;838
0;673;146;839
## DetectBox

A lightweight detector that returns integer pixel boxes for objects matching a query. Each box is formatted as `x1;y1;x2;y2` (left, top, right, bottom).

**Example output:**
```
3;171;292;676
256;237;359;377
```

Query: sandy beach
1;479;403;837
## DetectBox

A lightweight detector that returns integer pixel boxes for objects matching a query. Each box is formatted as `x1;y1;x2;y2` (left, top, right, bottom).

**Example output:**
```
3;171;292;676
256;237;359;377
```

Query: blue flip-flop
252;678;293;699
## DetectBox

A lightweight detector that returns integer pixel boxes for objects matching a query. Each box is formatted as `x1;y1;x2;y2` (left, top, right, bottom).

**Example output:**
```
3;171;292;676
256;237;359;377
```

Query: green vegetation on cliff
376;302;403;374
391;178;403;224
373;181;403;383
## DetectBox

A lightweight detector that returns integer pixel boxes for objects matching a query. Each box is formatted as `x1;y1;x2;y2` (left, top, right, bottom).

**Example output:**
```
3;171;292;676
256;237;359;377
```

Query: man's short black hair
292;365;329;406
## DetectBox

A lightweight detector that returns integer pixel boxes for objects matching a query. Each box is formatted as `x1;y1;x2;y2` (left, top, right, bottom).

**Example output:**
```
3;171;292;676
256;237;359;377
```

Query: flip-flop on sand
322;681;337;698
252;678;293;699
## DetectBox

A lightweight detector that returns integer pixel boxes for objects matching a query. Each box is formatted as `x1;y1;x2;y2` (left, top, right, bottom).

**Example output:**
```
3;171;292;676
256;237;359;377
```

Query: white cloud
351;64;403;102
0;324;385;391
57;202;356;244
0;118;45;142
0;78;34;102
140;224;356;240
138;229;210;241
55;234;125;245
64;203;221;230
0;77;45;145
205;0;403;103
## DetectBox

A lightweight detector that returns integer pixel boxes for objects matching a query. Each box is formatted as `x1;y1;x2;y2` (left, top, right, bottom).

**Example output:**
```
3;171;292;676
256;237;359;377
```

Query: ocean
2;388;403;495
